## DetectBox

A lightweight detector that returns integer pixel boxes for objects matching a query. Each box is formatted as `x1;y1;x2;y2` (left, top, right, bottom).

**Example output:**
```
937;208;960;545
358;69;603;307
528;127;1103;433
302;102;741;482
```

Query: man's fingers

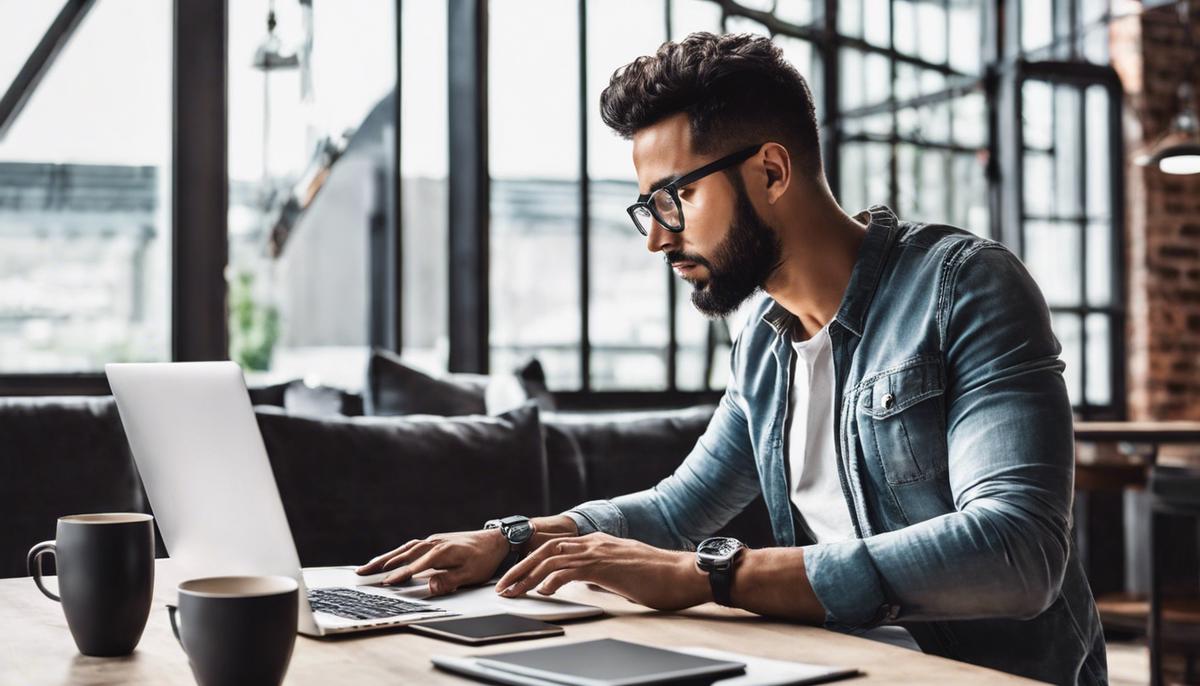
378;540;438;573
356;539;423;574
499;552;588;597
381;543;462;586
536;567;583;596
496;538;585;590
427;568;472;596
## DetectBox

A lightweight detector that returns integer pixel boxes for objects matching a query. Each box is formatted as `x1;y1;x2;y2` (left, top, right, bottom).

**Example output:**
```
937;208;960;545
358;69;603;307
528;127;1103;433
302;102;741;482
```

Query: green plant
229;270;280;371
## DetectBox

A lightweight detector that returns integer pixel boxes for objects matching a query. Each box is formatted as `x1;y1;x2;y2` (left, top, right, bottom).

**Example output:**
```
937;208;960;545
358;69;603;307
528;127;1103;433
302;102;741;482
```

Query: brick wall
1122;0;1200;420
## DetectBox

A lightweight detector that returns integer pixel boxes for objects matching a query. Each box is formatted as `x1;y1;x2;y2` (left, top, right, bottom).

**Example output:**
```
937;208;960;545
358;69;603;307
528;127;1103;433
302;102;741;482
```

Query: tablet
409;614;564;645
473;638;745;686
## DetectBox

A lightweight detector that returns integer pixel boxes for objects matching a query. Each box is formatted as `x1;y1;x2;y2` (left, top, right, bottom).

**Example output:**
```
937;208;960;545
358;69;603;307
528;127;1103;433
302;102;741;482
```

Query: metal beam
0;0;96;140
447;0;489;373
173;0;229;362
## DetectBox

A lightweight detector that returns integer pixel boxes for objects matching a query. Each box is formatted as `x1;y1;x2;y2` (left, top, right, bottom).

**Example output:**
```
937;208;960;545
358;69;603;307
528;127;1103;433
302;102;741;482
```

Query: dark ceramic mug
27;513;156;656
167;575;299;686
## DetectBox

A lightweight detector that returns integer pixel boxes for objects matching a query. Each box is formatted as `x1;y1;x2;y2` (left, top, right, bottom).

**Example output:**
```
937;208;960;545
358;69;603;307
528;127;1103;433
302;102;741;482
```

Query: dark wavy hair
599;32;822;177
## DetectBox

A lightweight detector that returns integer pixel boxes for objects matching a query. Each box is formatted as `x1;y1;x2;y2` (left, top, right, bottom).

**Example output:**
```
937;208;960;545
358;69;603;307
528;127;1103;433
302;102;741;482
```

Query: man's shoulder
893;219;996;257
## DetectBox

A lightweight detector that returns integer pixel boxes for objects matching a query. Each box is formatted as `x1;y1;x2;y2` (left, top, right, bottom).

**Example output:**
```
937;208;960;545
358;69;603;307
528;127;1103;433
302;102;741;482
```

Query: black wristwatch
484;515;534;576
696;537;745;607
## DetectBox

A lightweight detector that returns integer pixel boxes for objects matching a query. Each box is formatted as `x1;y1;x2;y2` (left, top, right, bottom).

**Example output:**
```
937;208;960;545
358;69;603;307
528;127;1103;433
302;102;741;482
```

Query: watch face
507;521;534;544
696;537;743;569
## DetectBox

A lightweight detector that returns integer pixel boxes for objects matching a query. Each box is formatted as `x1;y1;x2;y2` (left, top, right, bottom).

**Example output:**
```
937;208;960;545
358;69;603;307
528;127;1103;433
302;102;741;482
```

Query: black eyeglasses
626;143;763;237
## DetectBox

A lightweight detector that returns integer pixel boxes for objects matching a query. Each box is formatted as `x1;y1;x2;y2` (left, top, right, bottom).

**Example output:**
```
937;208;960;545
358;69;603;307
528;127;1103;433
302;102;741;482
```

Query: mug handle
26;541;60;602
166;604;183;647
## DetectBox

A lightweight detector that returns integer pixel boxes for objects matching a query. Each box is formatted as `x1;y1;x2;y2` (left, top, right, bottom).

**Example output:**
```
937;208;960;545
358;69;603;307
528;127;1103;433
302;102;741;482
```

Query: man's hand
495;532;710;612
355;515;581;596
355;529;508;595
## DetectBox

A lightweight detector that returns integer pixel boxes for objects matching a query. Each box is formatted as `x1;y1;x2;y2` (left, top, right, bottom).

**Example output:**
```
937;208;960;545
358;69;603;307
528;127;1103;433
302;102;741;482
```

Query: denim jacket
566;205;1108;685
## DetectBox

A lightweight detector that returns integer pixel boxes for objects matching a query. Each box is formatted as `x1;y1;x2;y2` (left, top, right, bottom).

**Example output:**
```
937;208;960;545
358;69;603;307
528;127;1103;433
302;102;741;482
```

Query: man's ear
759;142;791;205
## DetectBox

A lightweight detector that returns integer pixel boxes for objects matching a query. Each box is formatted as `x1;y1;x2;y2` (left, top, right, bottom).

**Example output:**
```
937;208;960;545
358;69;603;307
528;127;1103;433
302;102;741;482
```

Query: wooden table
0;559;1041;685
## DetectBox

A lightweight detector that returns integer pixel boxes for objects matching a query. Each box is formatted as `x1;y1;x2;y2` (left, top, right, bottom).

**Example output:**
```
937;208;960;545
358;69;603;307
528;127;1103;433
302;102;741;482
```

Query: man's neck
762;188;868;339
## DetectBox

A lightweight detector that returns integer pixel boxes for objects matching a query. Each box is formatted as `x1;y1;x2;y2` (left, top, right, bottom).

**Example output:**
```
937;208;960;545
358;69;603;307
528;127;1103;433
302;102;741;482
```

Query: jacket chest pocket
855;356;948;485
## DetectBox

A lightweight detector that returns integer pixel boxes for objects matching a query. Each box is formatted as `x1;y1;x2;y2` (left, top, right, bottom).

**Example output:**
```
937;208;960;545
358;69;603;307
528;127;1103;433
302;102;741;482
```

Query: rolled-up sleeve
564;384;763;551
805;243;1075;626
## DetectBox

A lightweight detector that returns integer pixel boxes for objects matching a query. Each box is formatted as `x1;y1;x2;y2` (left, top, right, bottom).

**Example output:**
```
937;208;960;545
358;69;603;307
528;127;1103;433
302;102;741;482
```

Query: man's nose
645;219;679;254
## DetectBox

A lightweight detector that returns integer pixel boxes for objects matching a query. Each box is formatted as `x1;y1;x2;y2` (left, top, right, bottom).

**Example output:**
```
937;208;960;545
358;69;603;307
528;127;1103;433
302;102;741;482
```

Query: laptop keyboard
307;587;445;621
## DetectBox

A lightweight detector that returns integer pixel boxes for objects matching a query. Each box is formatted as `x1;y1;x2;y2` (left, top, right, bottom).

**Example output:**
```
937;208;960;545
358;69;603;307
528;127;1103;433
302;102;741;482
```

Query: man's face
631;113;782;318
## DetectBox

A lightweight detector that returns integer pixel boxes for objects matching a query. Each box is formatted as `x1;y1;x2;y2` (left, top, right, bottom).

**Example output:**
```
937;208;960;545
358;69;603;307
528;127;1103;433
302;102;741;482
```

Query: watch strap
708;565;734;606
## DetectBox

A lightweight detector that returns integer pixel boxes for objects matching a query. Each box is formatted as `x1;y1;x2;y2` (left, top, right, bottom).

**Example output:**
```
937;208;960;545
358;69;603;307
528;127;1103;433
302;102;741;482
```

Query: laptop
106;361;602;636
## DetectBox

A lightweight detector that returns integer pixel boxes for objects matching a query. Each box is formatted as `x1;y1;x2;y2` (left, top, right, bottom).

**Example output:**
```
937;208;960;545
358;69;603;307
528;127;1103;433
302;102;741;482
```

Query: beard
665;180;782;318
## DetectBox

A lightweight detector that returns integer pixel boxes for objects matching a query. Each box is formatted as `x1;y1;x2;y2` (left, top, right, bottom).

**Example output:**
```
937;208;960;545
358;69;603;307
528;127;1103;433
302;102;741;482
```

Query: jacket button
881;393;895;410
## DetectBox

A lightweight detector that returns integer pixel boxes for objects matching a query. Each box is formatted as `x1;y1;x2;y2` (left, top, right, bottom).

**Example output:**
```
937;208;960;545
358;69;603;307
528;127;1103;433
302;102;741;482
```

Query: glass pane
839;0;863;38
1021;80;1053;150
918;148;947;221
775;0;818;26
1086;85;1111;219
0;2;61;88
952;93;987;149
1021;0;1053;54
671;0;722;40
228;1;395;385
948;2;982;74
863;0;891;48
734;0;774;11
588;0;668;390
1085;313;1111;406
916;1;947;64
1087;221;1111;305
951;153;990;238
895;62;917;103
894;0;915;56
1023;151;1053;217
839;144;867;217
1052;313;1082;406
865;142;890;208
1053;85;1081;218
724;14;768;36
490;0;581;389
402;0;449;371
675;276;733;391
1024;222;1080;306
897;144;916;219
841;49;890;111
840;142;889;213
0;1;172;372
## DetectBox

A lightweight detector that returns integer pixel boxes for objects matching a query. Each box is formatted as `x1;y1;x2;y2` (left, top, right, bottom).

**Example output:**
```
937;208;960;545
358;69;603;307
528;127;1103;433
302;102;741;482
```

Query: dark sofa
1;395;772;579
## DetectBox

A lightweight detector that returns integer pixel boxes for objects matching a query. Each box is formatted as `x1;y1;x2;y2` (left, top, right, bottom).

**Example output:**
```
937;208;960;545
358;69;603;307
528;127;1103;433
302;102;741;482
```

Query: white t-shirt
786;323;855;544
786;322;921;652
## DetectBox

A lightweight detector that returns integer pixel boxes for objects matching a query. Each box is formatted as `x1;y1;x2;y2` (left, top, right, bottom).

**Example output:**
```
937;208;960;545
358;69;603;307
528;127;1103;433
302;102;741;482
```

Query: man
358;32;1106;684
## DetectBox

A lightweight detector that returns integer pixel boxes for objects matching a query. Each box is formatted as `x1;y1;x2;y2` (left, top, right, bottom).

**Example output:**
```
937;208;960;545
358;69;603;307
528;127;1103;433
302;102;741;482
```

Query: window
1017;77;1121;414
489;0;582;388
836;0;991;236
485;0;824;393
227;0;396;388
0;1;172;372
1002;1;1124;417
401;0;450;373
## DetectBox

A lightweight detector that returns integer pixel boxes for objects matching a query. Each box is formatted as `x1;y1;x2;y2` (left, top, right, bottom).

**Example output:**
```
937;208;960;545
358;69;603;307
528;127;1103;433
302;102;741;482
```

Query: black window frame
0;0;1129;420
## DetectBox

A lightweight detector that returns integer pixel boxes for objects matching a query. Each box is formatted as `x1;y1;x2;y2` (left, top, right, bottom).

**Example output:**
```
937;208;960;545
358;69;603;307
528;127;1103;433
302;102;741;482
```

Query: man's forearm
728;547;826;623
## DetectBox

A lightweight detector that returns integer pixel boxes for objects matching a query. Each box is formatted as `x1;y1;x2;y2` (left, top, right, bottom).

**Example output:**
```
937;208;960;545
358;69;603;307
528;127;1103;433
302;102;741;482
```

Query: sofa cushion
0;397;146;578
365;348;488;416
255;402;549;567
364;348;555;416
544;405;775;548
